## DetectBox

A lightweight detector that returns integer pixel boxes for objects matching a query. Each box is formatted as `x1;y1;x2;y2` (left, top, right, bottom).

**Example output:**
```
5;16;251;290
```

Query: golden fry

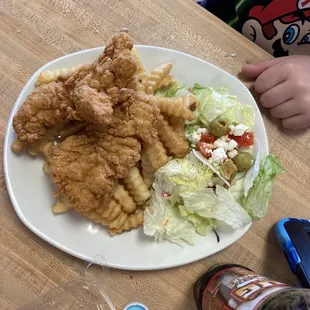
158;75;176;88
131;47;147;80
153;96;198;121
43;162;50;174
82;199;128;230
109;210;144;235
145;63;173;94
52;197;72;214
36;65;82;86
158;116;189;158
127;47;148;91
143;139;169;171
100;199;123;221
124;167;151;204
113;182;137;214
141;150;156;188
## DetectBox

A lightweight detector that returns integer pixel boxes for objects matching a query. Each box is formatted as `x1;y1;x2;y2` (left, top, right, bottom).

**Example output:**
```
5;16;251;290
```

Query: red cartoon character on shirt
242;0;310;56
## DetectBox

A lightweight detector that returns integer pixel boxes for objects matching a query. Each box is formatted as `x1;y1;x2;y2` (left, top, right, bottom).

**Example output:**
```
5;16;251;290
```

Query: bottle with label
194;264;310;310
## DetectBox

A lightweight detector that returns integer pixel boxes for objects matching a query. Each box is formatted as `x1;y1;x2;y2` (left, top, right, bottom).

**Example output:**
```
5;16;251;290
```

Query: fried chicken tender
97;135;141;178
12;81;76;150
47;134;141;212
12;32;137;151
73;86;114;125
108;91;160;144
71;32;137;125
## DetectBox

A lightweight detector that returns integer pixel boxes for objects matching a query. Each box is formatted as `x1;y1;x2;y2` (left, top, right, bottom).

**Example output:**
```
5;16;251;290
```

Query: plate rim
3;45;268;270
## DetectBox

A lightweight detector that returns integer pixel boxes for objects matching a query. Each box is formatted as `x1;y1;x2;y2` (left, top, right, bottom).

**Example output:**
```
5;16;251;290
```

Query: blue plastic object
275;218;310;288
123;302;148;310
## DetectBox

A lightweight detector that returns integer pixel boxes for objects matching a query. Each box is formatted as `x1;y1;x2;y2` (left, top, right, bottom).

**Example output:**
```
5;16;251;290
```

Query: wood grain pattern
1;0;309;309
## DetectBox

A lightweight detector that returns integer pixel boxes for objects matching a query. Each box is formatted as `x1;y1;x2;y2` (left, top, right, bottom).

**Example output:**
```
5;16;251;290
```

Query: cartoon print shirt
201;0;310;56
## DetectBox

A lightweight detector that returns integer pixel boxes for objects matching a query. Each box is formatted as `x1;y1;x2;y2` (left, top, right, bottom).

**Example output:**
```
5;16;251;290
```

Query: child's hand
242;56;310;130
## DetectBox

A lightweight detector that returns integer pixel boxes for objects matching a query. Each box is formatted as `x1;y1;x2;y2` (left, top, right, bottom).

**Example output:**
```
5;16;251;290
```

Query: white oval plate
4;46;268;270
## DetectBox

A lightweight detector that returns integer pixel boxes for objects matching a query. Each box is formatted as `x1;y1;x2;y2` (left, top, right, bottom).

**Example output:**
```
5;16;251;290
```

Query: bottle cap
123;302;149;310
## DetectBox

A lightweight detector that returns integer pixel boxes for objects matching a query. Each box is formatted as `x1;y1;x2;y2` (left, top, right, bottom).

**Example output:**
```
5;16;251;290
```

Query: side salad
144;84;285;245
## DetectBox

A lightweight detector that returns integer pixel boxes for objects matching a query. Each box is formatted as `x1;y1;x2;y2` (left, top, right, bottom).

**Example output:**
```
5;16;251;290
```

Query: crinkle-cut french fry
52;197;72;214
113;182;137;214
141;151;155;188
144;139;169;171
169;116;185;137
109;210;144;235
36;65;82;86
127;47;148;91
158;75;176;88
145;63;173;94
131;47;147;79
158;116;189;158
82;199;128;230
100;199;123;221
124;167;151;205
153;96;198;121
43;162;50;174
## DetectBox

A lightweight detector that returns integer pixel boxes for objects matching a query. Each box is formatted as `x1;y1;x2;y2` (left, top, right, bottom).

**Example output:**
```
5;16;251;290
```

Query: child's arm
243;56;310;129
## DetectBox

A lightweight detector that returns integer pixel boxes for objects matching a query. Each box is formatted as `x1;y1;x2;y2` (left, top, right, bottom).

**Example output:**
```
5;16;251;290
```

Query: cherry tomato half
201;134;216;144
197;142;212;159
229;131;254;147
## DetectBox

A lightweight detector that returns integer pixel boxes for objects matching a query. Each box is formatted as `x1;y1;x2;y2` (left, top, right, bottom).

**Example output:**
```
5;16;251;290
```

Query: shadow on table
261;223;297;286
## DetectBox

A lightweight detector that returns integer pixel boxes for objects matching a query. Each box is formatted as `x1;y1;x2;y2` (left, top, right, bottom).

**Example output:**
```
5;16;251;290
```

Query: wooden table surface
1;0;310;309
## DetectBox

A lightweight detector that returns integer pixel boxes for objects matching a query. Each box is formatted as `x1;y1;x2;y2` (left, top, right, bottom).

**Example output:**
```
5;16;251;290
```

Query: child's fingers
242;57;288;78
254;61;291;94
282;114;310;130
270;100;299;119
259;81;293;108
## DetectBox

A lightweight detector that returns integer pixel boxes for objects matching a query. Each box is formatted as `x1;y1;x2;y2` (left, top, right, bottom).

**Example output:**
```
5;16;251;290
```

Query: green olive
233;152;253;172
209;119;228;136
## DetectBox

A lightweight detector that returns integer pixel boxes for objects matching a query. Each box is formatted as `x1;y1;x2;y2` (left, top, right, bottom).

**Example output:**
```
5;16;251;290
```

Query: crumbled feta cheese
214;139;229;151
227;139;238;151
229;124;248;136
197;128;209;135
216;135;230;142
188;131;201;144
211;148;227;163
228;149;238;159
188;128;208;144
239;145;254;155
222;135;230;142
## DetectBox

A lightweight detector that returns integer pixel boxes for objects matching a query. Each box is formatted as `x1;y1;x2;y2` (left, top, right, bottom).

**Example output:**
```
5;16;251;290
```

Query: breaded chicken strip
47;134;141;212
72;32;137;124
108;91;160;144
11;81;77;152
12;32;137;151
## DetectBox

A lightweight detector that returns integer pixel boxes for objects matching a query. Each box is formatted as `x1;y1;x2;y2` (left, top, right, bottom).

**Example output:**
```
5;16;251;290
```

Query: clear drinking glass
19;256;116;310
